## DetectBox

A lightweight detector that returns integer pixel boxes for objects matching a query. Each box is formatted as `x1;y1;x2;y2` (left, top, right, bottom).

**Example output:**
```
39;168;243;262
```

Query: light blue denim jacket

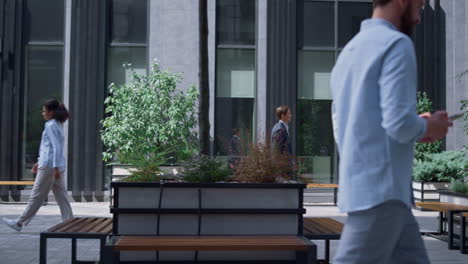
38;119;66;171
330;19;427;213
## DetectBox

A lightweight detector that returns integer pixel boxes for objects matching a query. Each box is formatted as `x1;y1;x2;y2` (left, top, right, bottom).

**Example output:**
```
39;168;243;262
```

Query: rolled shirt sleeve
379;37;427;144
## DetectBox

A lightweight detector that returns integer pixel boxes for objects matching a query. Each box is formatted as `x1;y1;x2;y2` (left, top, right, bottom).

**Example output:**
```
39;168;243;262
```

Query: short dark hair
373;0;392;7
44;99;70;123
276;105;290;120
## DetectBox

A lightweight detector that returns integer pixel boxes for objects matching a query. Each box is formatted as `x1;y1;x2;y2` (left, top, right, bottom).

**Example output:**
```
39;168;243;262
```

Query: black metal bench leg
438;212;444;235
448;211;454;250
72;238;77;264
102;245;118;264
333;188;337;205
100;237;106;264
462;215;467;254
40;234;47;264
325;240;330;264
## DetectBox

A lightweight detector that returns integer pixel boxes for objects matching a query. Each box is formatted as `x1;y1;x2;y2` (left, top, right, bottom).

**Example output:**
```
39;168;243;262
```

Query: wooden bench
303;217;343;264
0;181;35;185
306;184;339;205
416;202;468;250
103;235;317;264
40;217;112;264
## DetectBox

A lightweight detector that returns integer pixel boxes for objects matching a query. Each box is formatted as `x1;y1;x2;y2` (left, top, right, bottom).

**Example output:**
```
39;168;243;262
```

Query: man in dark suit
271;105;292;155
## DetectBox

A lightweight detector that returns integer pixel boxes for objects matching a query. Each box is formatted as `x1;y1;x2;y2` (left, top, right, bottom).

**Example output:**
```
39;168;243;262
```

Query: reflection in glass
22;46;63;180
26;0;64;42
215;49;255;155
297;51;335;183
338;3;373;47
302;1;334;47
217;0;255;45
107;47;146;86
111;0;147;43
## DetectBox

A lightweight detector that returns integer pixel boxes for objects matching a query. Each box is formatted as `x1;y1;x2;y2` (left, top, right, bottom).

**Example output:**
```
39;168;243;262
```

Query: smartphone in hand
448;113;464;121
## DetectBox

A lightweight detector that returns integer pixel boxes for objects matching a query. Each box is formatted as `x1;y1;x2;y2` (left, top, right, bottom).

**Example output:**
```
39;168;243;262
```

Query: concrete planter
111;181;306;262
413;181;450;203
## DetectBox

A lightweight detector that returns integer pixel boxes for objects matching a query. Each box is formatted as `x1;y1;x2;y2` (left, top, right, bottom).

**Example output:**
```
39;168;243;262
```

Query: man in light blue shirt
330;0;452;263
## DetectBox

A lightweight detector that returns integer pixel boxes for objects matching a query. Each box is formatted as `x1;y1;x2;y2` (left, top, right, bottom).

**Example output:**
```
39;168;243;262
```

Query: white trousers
17;168;73;226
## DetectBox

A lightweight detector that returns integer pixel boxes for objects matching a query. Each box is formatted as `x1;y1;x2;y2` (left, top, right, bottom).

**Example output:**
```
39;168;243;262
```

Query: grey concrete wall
148;0;200;92
440;0;468;150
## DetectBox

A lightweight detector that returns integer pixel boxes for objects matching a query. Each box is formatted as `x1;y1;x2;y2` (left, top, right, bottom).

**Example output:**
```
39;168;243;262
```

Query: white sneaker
2;218;22;232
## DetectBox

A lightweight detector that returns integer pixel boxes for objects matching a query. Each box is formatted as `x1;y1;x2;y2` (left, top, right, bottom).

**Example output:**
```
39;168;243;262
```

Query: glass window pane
302;1;334;47
298;51;335;100
26;0;64;42
22;46;63;179
217;0;255;45
215;48;255;155
111;0;147;44
338;3;373;47
107;47;146;86
297;51;335;183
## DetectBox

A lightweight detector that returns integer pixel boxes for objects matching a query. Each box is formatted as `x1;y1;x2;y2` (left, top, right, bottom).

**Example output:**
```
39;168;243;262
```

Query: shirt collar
279;120;289;132
361;18;398;32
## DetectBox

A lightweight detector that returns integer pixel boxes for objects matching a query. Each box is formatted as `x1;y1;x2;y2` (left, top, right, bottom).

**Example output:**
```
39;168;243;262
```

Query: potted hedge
110;145;307;262
101;62;199;181
412;150;467;203
439;98;468;206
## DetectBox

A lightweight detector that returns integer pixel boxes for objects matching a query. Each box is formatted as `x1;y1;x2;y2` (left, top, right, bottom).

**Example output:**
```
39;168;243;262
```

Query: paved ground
0;202;467;264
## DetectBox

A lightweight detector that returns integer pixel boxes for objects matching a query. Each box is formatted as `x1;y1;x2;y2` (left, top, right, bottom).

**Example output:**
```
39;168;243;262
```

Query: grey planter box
110;164;181;182
440;191;468;206
413;181;450;203
111;181;306;262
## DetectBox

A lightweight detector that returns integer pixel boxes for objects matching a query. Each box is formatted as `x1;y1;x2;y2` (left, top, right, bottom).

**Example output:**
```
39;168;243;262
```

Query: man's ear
396;0;409;10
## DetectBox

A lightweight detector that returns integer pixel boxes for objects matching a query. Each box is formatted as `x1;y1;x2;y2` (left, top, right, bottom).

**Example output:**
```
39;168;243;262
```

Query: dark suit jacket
271;122;292;155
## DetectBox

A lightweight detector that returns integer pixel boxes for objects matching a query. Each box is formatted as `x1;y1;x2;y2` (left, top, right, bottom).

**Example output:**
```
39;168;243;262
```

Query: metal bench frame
40;218;112;264
302;217;342;264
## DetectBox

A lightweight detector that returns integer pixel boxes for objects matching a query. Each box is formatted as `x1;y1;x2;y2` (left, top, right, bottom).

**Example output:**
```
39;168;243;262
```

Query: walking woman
3;99;73;231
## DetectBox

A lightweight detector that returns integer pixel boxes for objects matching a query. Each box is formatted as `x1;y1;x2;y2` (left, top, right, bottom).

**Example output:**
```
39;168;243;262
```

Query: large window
21;0;65;180
107;0;147;86
297;0;372;183
215;0;256;156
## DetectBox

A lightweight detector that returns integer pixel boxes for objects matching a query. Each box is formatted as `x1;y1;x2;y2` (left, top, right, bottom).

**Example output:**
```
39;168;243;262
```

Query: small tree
415;92;442;161
101;63;199;175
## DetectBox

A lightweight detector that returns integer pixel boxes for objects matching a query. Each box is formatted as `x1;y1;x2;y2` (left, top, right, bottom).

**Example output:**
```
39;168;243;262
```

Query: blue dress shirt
330;19;427;213
38;119;66;171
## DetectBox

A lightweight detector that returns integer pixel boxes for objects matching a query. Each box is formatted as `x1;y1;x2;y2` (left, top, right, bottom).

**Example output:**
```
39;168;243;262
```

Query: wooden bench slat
114;236;311;251
0;181;35;185
309;218;343;233
47;218;78;232
100;222;113;234
70;218;106;233
416;202;468;212
303;217;343;235
56;217;93;233
307;184;338;188
55;218;89;232
86;218;112;233
65;218;98;233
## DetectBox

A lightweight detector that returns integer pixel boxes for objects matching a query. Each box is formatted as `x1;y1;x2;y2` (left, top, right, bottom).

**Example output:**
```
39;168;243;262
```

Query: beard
400;3;415;37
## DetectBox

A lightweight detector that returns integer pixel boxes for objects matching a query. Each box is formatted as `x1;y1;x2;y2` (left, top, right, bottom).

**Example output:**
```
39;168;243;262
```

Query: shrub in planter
234;143;299;183
181;155;231;183
415;92;442;161
101;63;199;178
413;150;467;182
450;180;468;194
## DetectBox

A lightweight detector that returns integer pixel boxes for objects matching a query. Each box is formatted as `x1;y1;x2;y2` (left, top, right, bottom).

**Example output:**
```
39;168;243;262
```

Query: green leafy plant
181;155;231;183
413;150;467;182
101;62;199;178
449;179;468;194
415;92;442;160
234;143;298;183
